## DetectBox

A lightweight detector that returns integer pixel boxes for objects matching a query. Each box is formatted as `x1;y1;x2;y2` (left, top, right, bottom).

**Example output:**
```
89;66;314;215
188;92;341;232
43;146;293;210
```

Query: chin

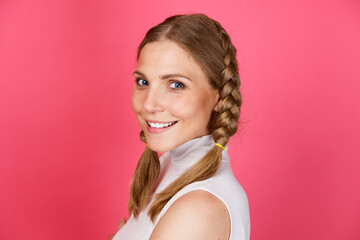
147;143;173;152
142;128;183;152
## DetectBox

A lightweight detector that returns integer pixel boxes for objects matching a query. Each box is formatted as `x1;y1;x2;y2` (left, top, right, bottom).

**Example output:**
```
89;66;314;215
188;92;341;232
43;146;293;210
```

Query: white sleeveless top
113;134;250;240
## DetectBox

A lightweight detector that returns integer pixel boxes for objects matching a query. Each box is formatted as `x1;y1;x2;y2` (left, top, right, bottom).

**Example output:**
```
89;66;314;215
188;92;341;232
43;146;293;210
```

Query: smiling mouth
146;121;178;129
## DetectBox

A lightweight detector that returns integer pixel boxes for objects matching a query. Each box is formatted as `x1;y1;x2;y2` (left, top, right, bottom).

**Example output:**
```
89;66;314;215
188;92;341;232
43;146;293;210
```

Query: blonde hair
128;13;242;222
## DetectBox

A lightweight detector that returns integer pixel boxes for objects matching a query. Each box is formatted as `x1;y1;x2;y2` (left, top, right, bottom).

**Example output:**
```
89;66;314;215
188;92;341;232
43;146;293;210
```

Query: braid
212;21;242;146
128;130;160;218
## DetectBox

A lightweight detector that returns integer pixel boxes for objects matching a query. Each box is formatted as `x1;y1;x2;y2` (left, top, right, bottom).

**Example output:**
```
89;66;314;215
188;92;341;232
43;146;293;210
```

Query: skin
131;40;220;152
118;40;230;239
149;190;231;240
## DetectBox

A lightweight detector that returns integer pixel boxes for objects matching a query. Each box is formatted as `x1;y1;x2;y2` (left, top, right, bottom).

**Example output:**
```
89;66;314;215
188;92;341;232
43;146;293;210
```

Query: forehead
137;41;204;78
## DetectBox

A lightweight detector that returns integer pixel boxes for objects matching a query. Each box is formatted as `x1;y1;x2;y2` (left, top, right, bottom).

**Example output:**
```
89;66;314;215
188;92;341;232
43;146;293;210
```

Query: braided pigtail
128;130;160;218
147;16;242;222
211;20;242;146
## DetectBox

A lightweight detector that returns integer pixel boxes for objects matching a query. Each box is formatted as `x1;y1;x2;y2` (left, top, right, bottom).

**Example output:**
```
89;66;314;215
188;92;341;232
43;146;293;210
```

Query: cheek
168;93;210;120
131;89;142;113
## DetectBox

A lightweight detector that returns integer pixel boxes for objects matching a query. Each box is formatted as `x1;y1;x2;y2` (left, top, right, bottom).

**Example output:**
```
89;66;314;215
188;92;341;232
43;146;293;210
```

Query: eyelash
135;78;149;86
135;78;186;90
169;81;185;89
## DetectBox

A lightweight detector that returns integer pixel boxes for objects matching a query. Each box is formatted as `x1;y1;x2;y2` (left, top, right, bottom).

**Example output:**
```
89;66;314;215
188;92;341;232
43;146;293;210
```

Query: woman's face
131;41;220;152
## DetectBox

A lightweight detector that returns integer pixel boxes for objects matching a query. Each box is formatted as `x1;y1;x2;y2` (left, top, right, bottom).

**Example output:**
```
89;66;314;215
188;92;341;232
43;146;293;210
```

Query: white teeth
148;121;176;128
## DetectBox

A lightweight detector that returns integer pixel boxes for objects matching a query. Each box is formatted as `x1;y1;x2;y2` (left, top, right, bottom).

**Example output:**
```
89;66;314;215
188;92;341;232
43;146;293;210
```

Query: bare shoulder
150;190;230;240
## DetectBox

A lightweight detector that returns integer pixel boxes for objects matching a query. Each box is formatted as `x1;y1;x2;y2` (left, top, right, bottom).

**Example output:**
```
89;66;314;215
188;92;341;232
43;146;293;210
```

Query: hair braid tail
128;130;160;217
212;20;242;146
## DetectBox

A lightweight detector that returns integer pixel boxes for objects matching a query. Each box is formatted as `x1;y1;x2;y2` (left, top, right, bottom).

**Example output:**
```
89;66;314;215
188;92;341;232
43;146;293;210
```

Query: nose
143;86;164;113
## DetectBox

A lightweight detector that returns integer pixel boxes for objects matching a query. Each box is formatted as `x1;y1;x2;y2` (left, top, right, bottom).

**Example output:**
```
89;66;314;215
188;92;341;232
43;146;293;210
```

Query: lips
147;120;177;128
145;120;178;134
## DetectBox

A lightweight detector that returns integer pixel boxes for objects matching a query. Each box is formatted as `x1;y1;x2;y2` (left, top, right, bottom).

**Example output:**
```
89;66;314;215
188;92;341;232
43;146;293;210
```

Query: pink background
1;0;359;239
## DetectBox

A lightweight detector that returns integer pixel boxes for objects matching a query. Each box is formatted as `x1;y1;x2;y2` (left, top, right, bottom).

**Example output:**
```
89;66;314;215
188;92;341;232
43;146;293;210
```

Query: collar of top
163;134;228;172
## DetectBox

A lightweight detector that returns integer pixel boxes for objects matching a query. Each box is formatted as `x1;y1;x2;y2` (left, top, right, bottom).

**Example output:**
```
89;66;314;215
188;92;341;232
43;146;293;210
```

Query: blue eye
136;78;149;86
170;82;184;89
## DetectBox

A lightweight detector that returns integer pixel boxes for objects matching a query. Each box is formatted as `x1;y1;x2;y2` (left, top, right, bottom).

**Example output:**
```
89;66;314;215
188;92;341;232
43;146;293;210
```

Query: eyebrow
133;70;192;81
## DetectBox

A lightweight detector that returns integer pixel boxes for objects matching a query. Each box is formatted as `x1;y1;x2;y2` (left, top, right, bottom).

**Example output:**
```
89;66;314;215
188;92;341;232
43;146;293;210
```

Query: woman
111;13;250;240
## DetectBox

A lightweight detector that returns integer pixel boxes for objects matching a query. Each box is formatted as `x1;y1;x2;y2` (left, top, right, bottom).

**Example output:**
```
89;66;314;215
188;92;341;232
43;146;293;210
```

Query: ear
213;97;222;112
